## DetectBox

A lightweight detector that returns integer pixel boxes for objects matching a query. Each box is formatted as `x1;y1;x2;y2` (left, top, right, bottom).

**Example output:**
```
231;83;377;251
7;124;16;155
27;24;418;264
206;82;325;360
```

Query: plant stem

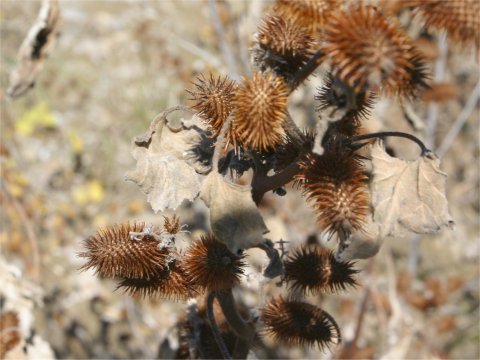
208;0;240;81
1;180;40;282
212;116;234;172
216;289;254;359
251;159;302;204
283;113;306;149
347;131;430;155
288;50;324;90
436;79;480;158
207;292;232;360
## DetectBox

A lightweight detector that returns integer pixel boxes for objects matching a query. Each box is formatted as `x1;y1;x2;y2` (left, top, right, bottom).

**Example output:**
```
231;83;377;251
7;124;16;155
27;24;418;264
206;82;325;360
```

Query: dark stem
288;50;324;90
212;115;234;172
251;160;302;205
207;291;232;360
283;114;306;149
216;290;254;359
347;131;431;155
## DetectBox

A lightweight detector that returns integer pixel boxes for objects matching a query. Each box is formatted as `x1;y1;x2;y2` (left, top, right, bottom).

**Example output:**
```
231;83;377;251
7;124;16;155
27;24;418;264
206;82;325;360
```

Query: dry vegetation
1;1;479;359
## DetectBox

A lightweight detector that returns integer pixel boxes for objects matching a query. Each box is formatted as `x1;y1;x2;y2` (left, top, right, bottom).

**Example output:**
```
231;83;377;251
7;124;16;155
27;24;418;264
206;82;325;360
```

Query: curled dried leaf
125;111;208;213
200;171;269;253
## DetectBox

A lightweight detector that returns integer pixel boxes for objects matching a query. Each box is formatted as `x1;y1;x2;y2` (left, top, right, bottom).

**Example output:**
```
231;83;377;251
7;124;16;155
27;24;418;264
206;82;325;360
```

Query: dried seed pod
261;297;341;349
321;5;428;97
296;151;370;239
253;15;314;77
404;0;480;47
187;74;236;137
233;72;288;151
284;245;358;294
117;261;193;300
315;74;376;126
271;0;339;35
79;223;169;279
163;214;181;235
183;234;246;291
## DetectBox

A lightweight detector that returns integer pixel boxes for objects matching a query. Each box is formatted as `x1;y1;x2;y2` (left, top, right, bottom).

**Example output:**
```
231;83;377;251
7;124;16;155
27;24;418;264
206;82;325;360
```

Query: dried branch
436;80;480;158
1;180;41;282
207;292;232;360
216;289;254;359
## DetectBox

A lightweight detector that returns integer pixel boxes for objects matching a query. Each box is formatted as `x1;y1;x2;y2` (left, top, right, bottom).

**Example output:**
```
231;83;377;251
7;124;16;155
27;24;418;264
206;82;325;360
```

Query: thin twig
212;116;234;172
283;113;306;148
339;258;374;358
288;50;324;90
224;0;251;76
436;80;480;158
425;32;448;149
407;234;422;276
347;131;430;155
208;0;240;81
1;180;40;282
207;292;232;360
172;32;222;67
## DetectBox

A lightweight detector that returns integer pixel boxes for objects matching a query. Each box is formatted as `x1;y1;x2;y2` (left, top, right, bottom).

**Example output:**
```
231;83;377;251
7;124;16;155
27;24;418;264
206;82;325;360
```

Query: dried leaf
336;214;382;261
7;0;61;98
125;111;207;213
370;141;454;238
200;171;269;253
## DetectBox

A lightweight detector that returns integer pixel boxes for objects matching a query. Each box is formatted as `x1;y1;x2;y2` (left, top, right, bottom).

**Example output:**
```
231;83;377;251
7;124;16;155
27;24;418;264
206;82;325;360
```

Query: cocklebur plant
79;1;464;358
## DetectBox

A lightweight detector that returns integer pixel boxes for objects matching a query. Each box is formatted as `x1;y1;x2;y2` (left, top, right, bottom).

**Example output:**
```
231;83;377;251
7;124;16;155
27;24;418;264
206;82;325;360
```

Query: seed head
321;5;428;97
183;234;246;291
405;0;480;47
296;151;370;239
233;71;288;151
284;245;359;294
188;74;236;138
254;15;314;77
163;214;181;235
271;0;339;36
261;297;341;349
315;74;376;126
79;223;170;280
116;260;194;300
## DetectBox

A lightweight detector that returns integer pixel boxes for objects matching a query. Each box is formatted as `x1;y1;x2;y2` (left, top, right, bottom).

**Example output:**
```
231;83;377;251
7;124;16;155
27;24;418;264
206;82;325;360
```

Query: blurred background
1;0;478;359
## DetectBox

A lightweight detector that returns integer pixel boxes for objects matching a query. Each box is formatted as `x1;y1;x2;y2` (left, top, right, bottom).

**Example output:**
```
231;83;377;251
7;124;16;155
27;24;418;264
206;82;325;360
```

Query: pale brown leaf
125;111;207;213
7;0;61;98
200;171;269;253
370;141;454;239
336;214;382;261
